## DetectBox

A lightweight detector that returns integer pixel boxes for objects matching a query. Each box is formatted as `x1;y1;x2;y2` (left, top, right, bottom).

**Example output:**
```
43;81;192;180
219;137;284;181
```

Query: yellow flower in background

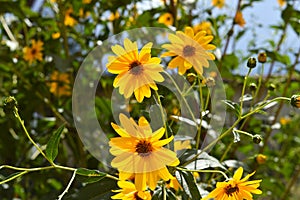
106;38;164;103
109;11;120;21
193;21;212;35
277;0;286;7
234;11;246;27
212;0;225;8
256;154;267;164
279;117;291;125
82;0;92;4
64;7;77;27
202;167;262;200
158;13;174;26
23;39;44;64
49;71;72;97
52;32;60;39
174;140;191;151
162;26;216;75
109;114;179;191
111;181;151;200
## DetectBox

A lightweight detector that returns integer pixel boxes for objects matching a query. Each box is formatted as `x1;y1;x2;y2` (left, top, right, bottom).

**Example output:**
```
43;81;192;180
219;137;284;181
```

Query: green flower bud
3;96;18;115
249;83;257;92
253;134;262;144
247;57;257;68
187;73;196;84
268;83;276;91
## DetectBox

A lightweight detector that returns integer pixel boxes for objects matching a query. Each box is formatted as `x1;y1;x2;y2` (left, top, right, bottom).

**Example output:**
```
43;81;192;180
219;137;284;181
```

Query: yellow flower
277;0;286;7
111;181;151;200
162;26;216;75
49;71;72;96
23;39;44;64
212;0;225;8
82;0;92;4
158;13;174;26
64;7;77;27
106;38;164;103
52;32;60;39
202;167;262;200
279;117;291;125
256;154;267;164
234;11;246;27
193;21;212;35
109;114;180;191
174;140;191;151
109;11;120;21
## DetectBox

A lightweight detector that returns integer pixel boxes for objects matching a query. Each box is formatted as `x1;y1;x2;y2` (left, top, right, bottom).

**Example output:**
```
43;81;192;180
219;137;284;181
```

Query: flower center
183;45;195;57
129;61;143;75
135;140;153;157
225;184;239;196
31;48;37;55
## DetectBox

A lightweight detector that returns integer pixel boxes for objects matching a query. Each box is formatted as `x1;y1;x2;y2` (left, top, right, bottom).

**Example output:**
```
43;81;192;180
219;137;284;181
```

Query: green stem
240;68;252;115
0;171;28;185
14;107;55;166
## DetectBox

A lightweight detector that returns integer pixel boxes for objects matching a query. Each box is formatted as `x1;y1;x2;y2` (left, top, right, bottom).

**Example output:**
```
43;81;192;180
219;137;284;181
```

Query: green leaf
64;177;117;199
0;1;25;18
180;171;201;199
45;125;65;162
76;168;107;184
222;100;241;117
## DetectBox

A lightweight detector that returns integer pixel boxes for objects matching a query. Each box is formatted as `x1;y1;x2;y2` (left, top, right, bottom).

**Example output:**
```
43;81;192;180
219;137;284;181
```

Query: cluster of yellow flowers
106;26;262;199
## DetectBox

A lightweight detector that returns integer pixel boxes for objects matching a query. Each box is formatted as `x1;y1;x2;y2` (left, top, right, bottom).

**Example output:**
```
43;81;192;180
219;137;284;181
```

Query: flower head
49;71;72;97
193;21;213;35
109;114;179;191
162;26;216;75
278;0;286;7
202;167;262;200
111;181;151;200
212;0;225;8
64;7;77;27
106;38;164;102
158;13;174;26
235;11;246;27
23;39;44;64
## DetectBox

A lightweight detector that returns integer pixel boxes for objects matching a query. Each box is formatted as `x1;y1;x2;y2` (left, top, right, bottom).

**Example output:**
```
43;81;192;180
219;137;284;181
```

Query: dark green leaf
45;125;65;162
180;171;201;199
76;168;107;184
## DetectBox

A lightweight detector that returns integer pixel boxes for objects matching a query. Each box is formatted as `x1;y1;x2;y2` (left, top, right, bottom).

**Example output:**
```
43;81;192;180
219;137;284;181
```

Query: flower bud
258;52;267;63
249;83;257;92
3;96;18;115
252;134;262;144
205;77;215;87
268;83;276;91
291;95;300;108
256;154;267;164
247;57;257;68
187;73;196;84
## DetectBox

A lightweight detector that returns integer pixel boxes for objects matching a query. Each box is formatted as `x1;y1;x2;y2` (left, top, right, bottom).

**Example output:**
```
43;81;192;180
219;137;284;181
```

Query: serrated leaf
180;171;201;199
76;168;107;184
45;125;64;162
222;100;241;117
